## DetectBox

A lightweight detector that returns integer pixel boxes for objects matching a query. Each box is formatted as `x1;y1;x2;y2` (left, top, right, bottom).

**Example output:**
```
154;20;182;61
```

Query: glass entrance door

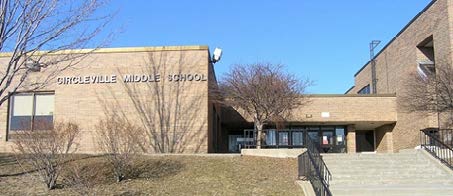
306;126;347;153
307;127;320;147
321;127;335;153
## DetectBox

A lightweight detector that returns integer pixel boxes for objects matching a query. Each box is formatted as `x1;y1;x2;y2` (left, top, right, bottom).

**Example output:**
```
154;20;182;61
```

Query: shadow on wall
97;51;207;153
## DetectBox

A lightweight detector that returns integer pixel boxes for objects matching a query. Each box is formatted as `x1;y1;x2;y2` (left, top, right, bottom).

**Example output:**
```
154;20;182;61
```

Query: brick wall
0;46;212;153
291;95;397;124
349;0;453;152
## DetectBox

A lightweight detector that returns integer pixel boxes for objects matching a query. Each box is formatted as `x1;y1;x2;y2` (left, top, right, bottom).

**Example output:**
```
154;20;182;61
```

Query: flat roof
306;93;396;97
354;0;438;77
0;45;209;57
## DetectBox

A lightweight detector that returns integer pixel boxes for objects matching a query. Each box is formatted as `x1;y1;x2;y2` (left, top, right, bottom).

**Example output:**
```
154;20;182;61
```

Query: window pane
322;131;334;145
336;127;346;145
292;132;304;145
265;130;276;145
358;85;370;94
10;116;32;130
33;116;54;130
278;132;289;145
10;94;33;130
12;94;33;116
35;94;54;116
308;131;319;144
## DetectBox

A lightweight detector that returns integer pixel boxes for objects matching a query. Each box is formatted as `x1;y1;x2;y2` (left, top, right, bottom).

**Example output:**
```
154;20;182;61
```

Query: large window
9;92;54;131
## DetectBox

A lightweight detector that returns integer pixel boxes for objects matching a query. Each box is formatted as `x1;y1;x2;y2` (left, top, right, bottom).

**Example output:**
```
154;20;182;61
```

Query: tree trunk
116;174;123;182
255;121;263;149
47;178;57;190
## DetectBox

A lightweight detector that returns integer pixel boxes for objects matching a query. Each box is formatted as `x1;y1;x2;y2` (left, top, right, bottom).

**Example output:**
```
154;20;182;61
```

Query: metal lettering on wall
56;74;208;85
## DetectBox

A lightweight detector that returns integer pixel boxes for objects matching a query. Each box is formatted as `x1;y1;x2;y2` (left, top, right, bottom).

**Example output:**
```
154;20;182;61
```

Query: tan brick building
0;46;221;153
0;0;449;154
345;0;453;152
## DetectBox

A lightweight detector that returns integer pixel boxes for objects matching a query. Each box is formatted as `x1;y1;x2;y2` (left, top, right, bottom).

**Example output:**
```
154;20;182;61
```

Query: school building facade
0;0;451;154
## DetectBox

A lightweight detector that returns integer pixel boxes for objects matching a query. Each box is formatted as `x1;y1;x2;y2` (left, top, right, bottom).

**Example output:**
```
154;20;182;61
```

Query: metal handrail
298;136;332;196
420;128;453;170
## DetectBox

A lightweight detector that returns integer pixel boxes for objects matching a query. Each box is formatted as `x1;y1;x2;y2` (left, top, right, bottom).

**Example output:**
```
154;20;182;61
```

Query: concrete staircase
322;150;453;196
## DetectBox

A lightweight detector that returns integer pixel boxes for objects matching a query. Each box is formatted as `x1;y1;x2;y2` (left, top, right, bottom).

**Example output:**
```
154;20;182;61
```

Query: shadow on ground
0;153;185;186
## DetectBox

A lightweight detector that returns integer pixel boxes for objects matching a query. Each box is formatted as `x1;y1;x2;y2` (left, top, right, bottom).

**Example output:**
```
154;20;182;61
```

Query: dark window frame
358;84;371;94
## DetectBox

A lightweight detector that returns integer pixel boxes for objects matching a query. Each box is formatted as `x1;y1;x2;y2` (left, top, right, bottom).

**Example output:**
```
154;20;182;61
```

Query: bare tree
115;51;206;153
0;0;110;105
401;64;453;128
13;121;80;190
219;63;311;148
96;114;147;182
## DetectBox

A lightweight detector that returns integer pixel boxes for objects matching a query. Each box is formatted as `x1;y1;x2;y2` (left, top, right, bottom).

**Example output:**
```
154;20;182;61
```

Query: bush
13;121;80;190
96;114;147;182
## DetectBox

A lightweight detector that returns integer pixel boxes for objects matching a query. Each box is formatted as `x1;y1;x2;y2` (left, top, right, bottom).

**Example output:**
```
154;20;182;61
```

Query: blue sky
103;0;432;94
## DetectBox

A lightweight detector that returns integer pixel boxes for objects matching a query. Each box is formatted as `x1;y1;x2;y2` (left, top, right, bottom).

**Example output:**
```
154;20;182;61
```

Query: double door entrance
306;126;346;153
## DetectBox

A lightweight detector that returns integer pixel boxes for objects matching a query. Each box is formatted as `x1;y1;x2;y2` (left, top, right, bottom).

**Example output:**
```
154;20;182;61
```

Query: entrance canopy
220;94;397;153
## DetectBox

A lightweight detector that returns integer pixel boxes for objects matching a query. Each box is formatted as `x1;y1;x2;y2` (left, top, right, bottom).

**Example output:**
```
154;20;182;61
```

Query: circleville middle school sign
56;73;207;85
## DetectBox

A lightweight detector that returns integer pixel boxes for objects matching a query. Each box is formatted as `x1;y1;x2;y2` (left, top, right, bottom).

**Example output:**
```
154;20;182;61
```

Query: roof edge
344;86;355;94
0;45;209;57
306;93;396;97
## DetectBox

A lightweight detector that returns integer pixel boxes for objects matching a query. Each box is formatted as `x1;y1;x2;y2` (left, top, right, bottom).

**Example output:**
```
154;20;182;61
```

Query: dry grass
0;154;303;195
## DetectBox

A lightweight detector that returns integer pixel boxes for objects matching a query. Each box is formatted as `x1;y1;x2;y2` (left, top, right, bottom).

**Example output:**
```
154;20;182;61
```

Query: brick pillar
346;125;356;153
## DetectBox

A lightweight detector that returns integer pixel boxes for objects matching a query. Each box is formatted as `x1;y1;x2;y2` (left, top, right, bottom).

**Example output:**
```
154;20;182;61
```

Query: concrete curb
241;148;307;158
142;153;241;157
295;180;316;196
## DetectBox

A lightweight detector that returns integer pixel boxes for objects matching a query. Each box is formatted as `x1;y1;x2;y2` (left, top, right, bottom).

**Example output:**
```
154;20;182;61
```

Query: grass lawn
0;154;303;195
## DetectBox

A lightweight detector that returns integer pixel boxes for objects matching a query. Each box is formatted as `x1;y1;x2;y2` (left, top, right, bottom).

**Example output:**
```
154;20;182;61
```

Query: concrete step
330;179;453;186
323;155;425;159
323;159;427;163
398;149;419;154
330;184;453;196
329;170;447;176
322;157;426;161
330;174;453;181
330;173;448;178
326;165;436;171
323;158;426;164
322;153;417;157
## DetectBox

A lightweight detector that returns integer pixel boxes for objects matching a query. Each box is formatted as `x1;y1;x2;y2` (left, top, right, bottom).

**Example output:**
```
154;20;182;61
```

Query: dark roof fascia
344;86;355;94
306;93;396;97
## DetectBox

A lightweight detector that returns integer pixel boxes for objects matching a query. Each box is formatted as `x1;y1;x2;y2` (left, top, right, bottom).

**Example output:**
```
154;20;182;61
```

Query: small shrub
13;121;80;190
96;114;147;182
